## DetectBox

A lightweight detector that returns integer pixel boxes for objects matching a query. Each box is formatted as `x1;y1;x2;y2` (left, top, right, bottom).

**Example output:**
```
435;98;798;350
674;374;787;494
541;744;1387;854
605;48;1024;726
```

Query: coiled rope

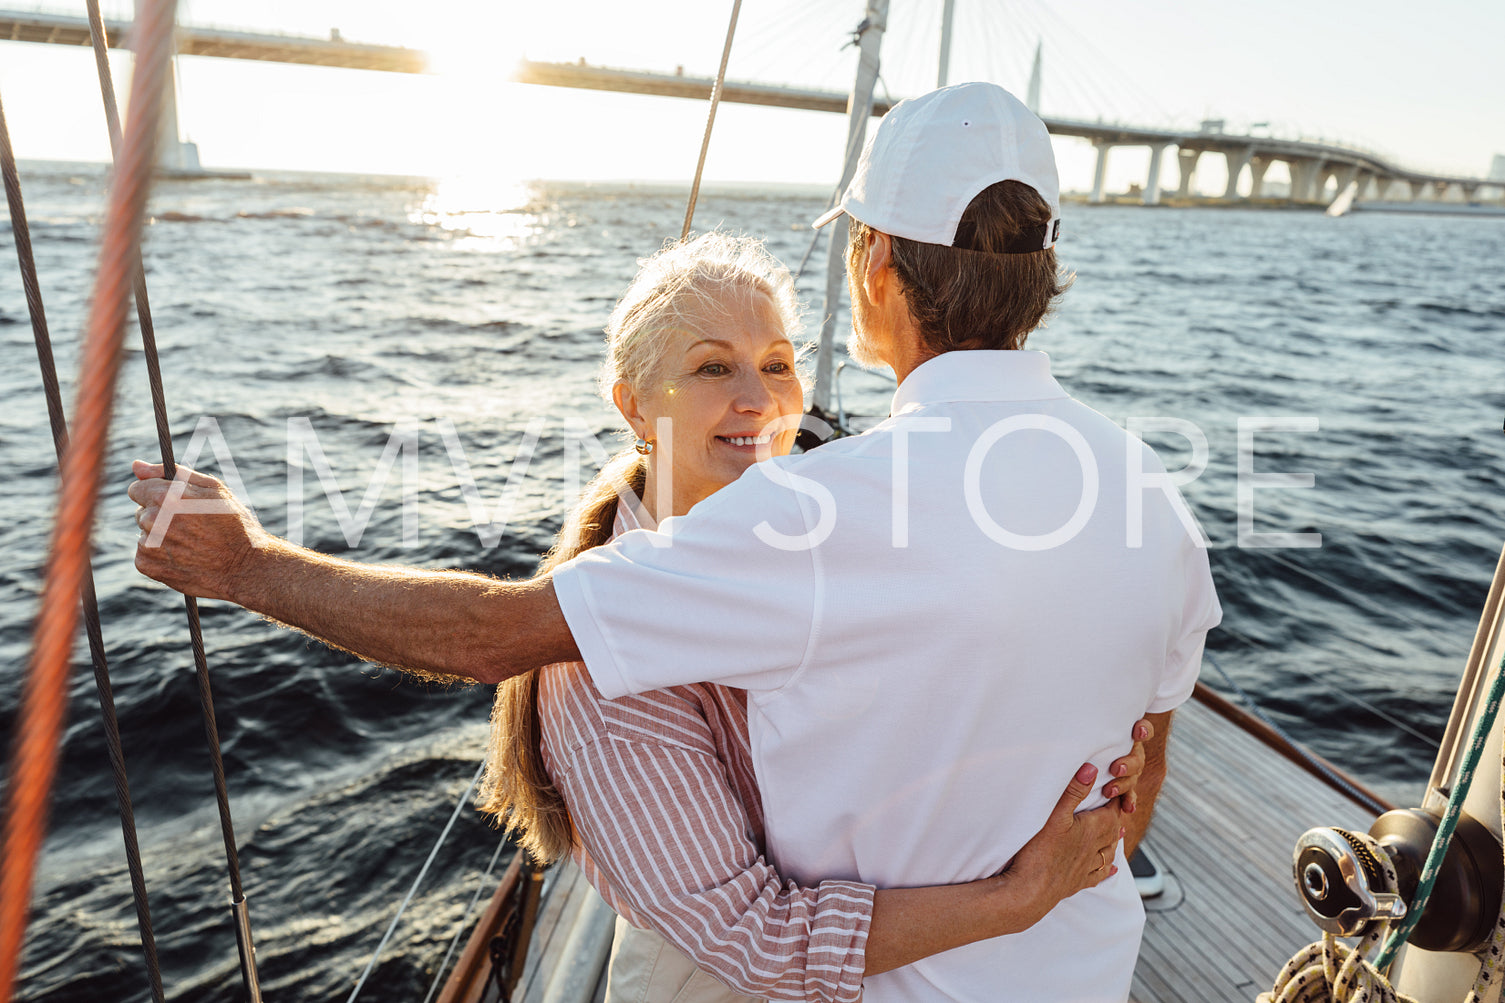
680;0;742;240
0;92;165;1002
1259;652;1505;1002
1258;829;1415;1003
0;2;177;1000
81;7;263;999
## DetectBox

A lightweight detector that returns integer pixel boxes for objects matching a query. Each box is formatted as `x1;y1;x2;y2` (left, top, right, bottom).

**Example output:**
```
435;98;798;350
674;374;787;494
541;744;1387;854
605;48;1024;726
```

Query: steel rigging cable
0;92;166;1003
82;3;263;997
681;0;743;240
0;2;178;999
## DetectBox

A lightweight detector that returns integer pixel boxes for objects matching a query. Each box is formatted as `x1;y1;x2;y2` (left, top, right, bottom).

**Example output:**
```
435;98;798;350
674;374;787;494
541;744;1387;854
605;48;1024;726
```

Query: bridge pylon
156;54;202;173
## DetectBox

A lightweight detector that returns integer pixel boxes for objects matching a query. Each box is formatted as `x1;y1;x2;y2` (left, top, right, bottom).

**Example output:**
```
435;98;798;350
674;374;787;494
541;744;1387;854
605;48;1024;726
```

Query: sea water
2;165;1503;1001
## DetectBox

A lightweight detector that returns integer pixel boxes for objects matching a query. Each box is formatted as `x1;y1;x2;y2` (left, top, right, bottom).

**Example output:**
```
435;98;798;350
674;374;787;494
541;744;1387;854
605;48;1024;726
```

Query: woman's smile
715;432;776;449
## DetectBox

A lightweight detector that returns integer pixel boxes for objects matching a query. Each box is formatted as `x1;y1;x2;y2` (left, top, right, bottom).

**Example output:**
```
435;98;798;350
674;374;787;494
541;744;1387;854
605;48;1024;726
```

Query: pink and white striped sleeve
553;733;874;1002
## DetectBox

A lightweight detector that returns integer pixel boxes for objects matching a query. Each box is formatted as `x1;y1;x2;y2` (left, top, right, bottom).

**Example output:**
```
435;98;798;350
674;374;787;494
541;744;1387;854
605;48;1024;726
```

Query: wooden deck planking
1132;696;1379;1002
514;862;591;1003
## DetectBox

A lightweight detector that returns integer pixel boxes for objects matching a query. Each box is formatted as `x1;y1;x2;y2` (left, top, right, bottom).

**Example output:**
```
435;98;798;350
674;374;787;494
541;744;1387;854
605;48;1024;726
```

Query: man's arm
1122;710;1173;858
129;461;577;683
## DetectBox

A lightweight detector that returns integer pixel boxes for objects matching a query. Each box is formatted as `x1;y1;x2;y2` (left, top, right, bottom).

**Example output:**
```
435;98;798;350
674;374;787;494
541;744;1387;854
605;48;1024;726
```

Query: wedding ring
1098;849;1107;870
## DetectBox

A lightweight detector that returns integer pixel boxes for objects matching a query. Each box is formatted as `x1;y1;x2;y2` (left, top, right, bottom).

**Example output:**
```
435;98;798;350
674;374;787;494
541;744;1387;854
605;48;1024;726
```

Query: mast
1388;544;1505;997
937;0;956;88
813;0;887;416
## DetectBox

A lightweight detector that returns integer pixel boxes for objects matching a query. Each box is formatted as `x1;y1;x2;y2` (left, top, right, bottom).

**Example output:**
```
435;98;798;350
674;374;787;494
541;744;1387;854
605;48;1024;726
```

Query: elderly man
133;82;1218;1001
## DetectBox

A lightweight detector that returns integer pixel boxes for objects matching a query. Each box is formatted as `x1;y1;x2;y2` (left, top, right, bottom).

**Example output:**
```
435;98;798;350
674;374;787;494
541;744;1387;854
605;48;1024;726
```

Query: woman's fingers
1050;763;1097;827
1105;717;1153;801
1003;772;1127;926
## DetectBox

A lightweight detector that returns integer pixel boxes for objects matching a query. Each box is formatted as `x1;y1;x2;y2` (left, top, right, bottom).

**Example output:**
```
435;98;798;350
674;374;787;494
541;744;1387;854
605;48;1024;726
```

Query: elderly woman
479;232;1146;1002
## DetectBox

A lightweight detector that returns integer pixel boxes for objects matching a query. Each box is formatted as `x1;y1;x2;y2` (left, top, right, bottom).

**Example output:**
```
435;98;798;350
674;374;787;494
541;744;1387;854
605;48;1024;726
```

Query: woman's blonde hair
477;231;803;863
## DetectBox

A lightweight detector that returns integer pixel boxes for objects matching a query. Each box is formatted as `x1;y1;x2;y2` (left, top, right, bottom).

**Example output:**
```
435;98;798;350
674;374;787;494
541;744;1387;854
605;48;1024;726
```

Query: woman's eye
765;361;792;374
698;362;730;376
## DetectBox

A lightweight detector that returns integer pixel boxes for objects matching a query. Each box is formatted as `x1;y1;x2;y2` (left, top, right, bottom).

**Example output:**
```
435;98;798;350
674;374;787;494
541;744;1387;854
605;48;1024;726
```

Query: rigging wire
792;186;840;285
1213;622;1442;749
1257;547;1459;651
84;5;262;997
0;2;177;999
1203;652;1389;816
681;0;744;241
80;3;263;993
419;834;511;1003
0;93;166;1003
348;757;489;1003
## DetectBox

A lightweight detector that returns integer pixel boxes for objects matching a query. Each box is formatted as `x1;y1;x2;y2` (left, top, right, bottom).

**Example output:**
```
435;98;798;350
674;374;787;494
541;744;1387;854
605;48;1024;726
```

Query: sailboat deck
1133;695;1379;1002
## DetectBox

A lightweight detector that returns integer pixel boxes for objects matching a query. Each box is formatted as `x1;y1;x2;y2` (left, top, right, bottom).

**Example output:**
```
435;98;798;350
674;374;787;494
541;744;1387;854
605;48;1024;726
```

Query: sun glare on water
406;5;544;249
411;174;538;249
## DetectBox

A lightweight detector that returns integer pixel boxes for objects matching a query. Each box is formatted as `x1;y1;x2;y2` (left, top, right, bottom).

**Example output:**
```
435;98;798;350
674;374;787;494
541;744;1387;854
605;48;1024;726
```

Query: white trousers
604;915;763;1003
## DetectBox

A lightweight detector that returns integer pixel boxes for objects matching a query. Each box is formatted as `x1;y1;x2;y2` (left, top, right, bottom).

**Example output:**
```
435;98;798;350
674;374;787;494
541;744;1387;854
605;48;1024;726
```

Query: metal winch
1293;807;1503;952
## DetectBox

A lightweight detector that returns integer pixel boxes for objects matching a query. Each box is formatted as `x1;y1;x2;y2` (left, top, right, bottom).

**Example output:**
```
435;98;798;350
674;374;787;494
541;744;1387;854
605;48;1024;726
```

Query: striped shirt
537;505;874;1002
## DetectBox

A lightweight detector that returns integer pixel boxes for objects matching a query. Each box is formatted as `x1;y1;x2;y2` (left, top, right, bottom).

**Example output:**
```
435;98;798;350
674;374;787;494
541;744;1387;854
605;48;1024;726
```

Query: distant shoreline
14;158;832;199
19;161;1502;215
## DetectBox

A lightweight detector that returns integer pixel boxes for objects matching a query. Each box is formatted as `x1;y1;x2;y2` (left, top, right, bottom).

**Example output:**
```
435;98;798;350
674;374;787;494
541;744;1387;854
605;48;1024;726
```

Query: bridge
4;8;1498;207
1;9;423;71
513;61;1502;207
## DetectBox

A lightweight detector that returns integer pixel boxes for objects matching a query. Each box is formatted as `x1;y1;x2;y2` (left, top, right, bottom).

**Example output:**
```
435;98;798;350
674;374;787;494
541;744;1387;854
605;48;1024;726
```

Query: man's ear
862;229;894;304
612;382;649;441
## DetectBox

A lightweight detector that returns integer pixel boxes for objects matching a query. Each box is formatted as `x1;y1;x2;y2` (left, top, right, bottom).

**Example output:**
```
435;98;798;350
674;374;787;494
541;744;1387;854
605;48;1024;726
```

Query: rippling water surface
2;164;1503;1001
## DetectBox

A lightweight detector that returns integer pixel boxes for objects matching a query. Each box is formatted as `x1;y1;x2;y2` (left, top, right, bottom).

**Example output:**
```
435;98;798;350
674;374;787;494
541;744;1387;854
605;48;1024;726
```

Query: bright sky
1;0;1502;194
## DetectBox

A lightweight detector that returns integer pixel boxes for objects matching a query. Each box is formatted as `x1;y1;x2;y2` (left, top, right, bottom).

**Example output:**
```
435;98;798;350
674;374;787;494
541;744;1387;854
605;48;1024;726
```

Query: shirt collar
890;350;1067;415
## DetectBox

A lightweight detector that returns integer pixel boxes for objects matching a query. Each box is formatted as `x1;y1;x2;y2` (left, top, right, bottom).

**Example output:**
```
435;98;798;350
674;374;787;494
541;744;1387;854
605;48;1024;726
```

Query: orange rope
0;1;178;997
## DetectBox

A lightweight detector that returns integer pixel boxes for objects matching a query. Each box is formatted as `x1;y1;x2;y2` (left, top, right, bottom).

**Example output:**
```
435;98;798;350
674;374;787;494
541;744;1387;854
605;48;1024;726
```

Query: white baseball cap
812;81;1061;251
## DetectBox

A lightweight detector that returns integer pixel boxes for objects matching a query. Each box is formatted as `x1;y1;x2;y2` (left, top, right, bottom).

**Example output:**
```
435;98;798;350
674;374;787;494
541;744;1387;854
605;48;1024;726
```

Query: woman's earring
634;437;654;455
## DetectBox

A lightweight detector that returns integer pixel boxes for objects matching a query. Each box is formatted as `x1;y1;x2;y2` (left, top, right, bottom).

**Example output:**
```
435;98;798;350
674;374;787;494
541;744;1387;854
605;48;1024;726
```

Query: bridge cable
0;93;167;1003
680;0;743;240
0;2;177;1000
792;8;905;288
83;4;263;999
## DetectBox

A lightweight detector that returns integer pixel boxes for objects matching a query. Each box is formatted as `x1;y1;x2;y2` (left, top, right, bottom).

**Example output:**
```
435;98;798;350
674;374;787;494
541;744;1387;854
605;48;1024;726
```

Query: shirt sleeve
1148;531;1223;712
551;464;822;700
554;731;873;1002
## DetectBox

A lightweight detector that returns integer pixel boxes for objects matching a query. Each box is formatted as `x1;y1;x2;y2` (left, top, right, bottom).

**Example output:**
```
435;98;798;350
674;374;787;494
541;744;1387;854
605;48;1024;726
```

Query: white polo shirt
552;350;1221;1002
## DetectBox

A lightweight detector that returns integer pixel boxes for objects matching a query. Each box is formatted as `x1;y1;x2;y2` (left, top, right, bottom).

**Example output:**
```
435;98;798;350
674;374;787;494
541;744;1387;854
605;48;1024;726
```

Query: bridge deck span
0;9;424;73
3;10;1490;196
